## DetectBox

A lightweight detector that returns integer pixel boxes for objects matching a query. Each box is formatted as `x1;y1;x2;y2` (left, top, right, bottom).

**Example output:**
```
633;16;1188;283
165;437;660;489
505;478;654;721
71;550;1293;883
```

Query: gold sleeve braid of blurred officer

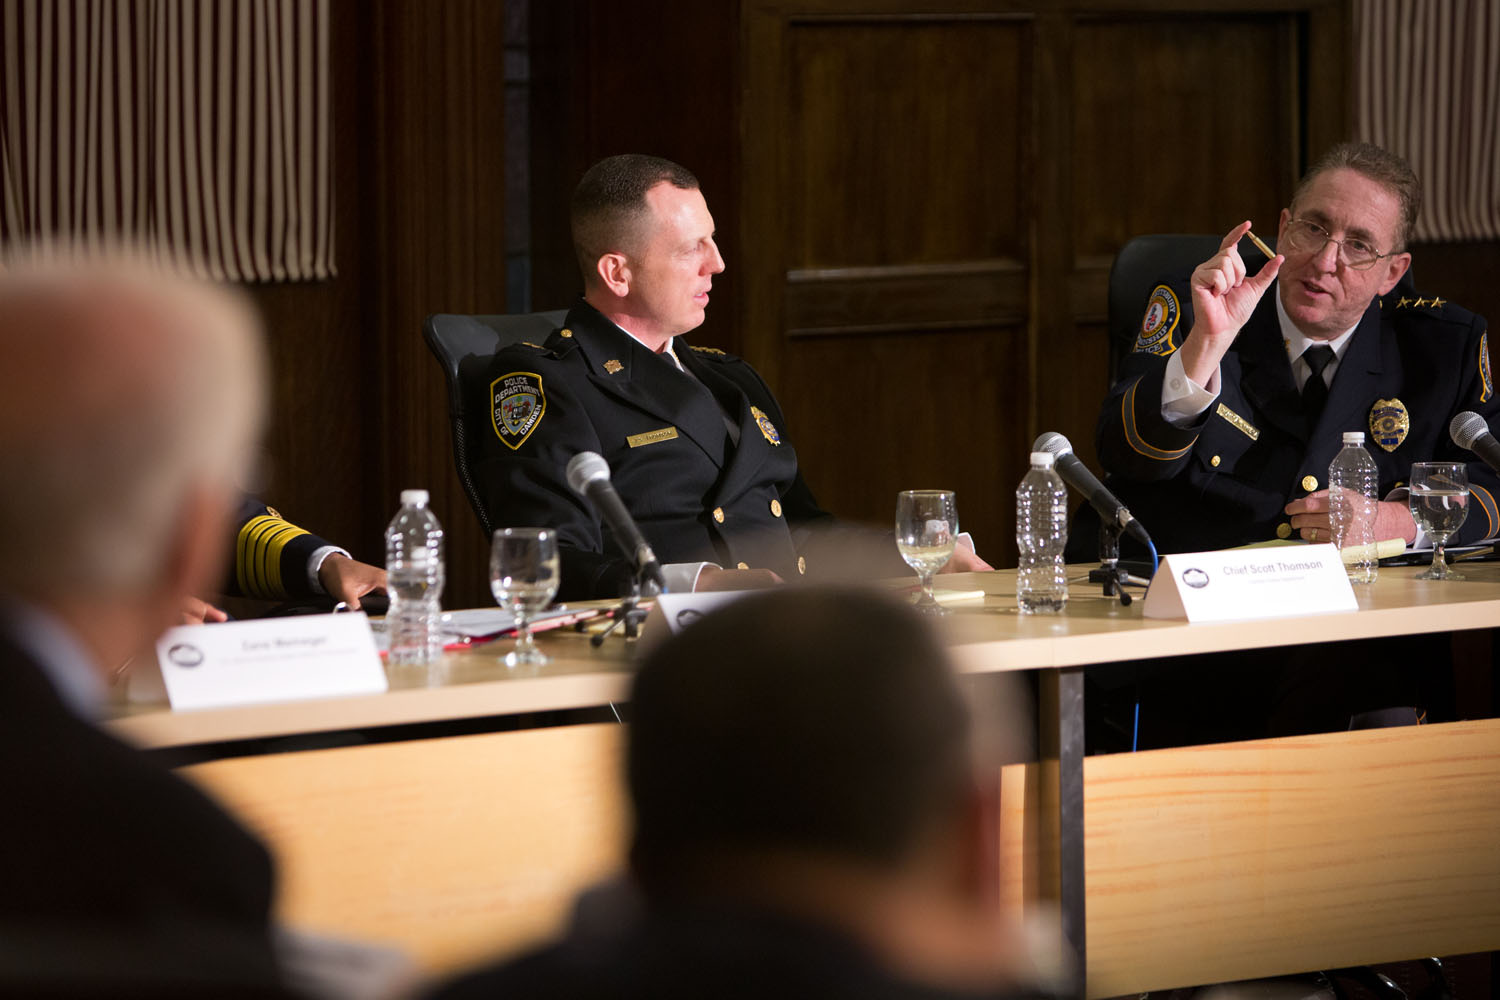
235;510;312;600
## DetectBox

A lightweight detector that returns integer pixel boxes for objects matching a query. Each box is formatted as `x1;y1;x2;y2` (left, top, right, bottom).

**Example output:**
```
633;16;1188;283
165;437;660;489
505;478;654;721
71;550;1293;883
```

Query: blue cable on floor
1133;542;1158;752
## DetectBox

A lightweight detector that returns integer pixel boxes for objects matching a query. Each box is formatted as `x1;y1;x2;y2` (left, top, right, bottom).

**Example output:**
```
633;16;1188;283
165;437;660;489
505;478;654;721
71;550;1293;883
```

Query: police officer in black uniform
474;155;991;601
1091;142;1497;745
1098;142;1498;556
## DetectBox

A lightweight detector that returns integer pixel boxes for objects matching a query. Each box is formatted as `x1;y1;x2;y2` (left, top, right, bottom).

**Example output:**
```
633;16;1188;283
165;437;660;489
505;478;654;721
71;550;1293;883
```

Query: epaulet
1382;290;1464;321
498;329;569;360
543;326;581;358
687;343;737;361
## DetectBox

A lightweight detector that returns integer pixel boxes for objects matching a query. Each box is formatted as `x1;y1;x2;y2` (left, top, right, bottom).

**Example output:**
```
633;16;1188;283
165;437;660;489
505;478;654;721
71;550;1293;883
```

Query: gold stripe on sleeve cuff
1471;484;1498;540
236;515;310;599
1122;377;1196;461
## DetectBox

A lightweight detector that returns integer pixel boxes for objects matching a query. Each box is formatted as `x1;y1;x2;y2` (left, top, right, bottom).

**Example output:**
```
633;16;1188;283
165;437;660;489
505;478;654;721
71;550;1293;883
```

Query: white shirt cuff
307;546;350;594
1160;350;1220;427
664;561;719;594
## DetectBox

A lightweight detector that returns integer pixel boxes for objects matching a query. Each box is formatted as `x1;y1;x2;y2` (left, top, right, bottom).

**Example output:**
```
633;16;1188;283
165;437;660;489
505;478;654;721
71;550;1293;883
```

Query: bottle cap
1342;432;1365;444
1029;452;1055;468
401;489;430;506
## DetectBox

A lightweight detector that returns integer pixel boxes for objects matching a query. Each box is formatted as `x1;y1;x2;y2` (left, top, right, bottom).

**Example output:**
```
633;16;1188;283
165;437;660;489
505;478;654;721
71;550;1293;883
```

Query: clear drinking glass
490;528;561;666
1409;462;1469;581
895;490;958;615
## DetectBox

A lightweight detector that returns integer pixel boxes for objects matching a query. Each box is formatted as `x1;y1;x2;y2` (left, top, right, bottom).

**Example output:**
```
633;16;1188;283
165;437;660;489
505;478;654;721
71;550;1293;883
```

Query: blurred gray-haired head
0;249;266;600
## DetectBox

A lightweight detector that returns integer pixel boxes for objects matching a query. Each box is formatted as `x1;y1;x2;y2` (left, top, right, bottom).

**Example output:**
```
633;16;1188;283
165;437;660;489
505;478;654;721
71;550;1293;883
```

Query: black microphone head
1450;411;1489;450
565;451;611;496
1032;431;1074;458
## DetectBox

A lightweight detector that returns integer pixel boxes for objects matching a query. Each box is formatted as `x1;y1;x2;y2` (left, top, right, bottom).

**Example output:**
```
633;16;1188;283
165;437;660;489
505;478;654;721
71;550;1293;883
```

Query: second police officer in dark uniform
1096;142;1499;557
474;154;991;601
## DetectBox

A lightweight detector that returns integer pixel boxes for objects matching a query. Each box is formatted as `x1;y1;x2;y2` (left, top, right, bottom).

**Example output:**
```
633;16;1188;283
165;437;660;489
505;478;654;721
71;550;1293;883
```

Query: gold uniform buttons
736;561;750;570
1276;522;1292;539
712;507;725;523
1210;455;1221;468
797;556;807;575
559;328;573;338
1301;475;1318;492
770;499;782;518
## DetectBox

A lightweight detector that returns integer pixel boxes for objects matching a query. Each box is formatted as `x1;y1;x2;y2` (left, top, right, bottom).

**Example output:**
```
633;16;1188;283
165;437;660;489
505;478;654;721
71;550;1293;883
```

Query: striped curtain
0;0;333;281
1355;0;1500;242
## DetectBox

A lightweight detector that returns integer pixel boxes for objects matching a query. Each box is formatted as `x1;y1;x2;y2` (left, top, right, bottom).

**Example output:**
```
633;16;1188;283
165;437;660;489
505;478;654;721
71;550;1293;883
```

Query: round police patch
1133;285;1181;356
491;371;546;451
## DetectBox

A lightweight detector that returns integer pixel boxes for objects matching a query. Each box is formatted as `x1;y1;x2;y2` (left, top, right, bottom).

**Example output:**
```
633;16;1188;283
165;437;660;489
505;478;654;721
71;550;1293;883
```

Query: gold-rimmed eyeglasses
1281;218;1394;270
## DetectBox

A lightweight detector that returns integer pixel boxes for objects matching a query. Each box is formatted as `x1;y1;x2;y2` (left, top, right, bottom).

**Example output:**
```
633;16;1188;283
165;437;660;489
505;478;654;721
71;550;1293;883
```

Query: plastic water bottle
386;489;445;664
1016;451;1068;614
1327;432;1379;584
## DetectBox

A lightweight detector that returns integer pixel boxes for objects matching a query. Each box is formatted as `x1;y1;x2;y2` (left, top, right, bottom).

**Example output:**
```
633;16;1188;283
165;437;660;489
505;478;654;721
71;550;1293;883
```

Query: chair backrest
423;310;568;536
1107;234;1265;381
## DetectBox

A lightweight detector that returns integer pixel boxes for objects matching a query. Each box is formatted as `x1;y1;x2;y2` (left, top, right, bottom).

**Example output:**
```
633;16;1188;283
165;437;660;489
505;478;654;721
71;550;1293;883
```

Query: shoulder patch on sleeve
1132;285;1181;356
1480;331;1493;403
491;371;546;450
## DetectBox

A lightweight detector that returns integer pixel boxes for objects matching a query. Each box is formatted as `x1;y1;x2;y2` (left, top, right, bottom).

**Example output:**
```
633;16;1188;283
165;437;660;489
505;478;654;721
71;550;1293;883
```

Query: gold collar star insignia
1431;296;1446;308
1412;297;1429;308
1397;296;1413;308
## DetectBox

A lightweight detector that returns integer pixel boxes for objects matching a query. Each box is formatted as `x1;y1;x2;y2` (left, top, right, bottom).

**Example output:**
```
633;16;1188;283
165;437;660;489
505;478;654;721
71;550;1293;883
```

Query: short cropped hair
627;588;972;887
1294;142;1422;251
570;154;699;286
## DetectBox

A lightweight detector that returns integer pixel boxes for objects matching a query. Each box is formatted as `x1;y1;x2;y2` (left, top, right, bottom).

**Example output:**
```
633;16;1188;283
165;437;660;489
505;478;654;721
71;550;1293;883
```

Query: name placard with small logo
155;613;387;711
1142;545;1357;622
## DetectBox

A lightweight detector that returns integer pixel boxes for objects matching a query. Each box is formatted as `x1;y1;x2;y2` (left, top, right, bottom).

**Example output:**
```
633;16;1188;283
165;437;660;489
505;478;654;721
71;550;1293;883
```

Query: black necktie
1301;345;1335;425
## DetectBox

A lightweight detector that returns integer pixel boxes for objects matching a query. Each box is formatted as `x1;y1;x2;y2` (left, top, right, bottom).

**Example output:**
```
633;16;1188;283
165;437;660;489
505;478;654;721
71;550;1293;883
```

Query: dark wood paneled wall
246;0;507;609
532;1;1350;567
249;0;1497;602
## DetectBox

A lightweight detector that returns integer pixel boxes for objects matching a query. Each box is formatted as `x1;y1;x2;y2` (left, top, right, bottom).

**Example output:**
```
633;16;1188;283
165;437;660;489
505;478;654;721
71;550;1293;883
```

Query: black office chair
1106;233;1247;381
423;310;568;536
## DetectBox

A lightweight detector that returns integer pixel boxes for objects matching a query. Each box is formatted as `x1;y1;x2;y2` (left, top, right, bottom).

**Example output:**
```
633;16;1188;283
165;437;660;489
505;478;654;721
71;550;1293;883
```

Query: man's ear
596;252;632;297
1377;252;1412;296
161;484;234;611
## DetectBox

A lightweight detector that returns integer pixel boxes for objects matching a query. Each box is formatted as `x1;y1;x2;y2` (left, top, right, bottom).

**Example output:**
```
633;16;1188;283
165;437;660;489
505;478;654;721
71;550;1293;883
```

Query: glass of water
895;490;958;615
1409;462;1469;581
491;528;560;666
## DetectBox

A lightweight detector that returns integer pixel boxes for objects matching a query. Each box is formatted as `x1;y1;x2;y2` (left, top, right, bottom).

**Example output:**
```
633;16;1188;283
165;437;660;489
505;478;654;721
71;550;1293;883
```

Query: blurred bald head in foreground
0;254;265;669
433;588;1059;1000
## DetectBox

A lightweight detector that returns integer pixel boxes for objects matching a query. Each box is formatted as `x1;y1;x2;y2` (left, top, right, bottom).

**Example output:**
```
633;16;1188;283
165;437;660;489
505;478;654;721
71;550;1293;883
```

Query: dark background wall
248;0;1500;609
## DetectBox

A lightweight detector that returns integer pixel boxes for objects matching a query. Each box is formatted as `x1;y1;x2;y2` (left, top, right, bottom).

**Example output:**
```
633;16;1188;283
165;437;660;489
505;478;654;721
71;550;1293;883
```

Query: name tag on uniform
627;426;679;448
1215;403;1259;441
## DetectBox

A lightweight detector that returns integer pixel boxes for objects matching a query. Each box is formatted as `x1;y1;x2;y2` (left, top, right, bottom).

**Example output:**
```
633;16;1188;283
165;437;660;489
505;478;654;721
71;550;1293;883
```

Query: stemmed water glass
1409;463;1469;581
895;490;958;615
490;528;560;667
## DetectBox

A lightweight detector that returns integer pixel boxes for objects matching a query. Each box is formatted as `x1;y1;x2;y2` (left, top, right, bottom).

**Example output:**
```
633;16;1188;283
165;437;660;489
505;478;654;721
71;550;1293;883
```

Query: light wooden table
107;565;1500;995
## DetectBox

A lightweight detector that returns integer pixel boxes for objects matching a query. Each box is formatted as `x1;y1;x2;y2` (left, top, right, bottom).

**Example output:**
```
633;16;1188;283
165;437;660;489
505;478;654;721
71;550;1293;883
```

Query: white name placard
1142;544;1358;622
155;613;388;711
